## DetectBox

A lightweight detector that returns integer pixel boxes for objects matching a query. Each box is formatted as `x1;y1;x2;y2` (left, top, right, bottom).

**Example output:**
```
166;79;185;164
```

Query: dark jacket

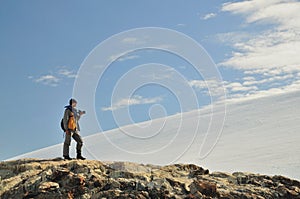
63;105;81;131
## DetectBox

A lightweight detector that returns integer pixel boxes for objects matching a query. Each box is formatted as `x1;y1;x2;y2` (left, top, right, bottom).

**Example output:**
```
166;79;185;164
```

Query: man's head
69;98;77;107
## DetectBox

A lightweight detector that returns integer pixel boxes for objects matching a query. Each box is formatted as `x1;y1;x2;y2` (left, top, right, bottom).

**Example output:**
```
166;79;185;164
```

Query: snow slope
11;91;300;180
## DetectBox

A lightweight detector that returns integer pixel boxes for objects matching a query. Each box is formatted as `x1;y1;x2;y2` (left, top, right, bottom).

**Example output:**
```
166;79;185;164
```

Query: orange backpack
68;112;77;131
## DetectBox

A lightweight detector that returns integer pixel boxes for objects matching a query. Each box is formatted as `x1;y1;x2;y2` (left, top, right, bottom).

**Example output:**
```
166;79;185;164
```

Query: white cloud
216;0;300;102
141;67;178;81
189;78;280;102
220;30;300;70
121;37;148;46
156;44;176;50
227;79;300;103
30;66;77;87
222;0;300;29
215;31;253;45
109;54;139;62
220;0;300;72
189;79;226;98
118;55;139;62
34;75;59;87
58;68;77;78
226;82;258;92
222;0;283;16
201;13;217;20
189;71;300;103
223;69;300;102
243;73;294;86
189;80;207;89
102;95;163;111
243;68;283;76
243;76;256;81
176;23;186;27
122;37;138;44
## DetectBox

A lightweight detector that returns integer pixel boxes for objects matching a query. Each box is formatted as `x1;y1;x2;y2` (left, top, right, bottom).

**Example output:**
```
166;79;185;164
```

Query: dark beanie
69;98;77;105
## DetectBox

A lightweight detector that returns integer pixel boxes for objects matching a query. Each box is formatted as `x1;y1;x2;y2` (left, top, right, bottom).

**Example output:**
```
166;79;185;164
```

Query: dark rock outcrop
0;158;299;198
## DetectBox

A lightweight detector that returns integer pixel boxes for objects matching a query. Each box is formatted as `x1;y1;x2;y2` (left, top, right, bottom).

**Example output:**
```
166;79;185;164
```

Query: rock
233;172;251;184
273;175;300;187
1;158;300;198
72;173;85;186
38;181;60;193
51;167;70;181
107;161;152;173
189;180;217;197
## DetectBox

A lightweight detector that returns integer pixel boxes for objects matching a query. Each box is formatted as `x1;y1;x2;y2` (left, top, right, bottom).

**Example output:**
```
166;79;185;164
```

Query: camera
78;110;86;114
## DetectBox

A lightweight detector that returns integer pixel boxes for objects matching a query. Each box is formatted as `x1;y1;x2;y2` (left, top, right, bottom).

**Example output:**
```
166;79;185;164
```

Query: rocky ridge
0;158;300;198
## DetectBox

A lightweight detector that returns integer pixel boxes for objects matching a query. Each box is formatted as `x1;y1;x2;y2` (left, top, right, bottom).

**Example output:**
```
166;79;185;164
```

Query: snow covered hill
11;91;300;180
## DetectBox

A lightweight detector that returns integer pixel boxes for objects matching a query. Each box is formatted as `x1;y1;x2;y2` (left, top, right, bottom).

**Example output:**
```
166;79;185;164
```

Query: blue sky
1;0;300;160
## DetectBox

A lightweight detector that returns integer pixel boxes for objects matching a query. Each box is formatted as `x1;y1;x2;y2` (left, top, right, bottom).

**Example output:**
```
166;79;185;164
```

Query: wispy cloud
220;0;300;72
219;30;300;71
30;66;77;87
243;73;294;86
222;0;300;29
176;23;186;27
33;75;60;87
122;37;139;44
226;79;300;103
102;95;163;111
191;70;300;102
189;76;300;103
188;76;300;101
108;54;139;62
58;68;77;78
215;31;253;46
155;44;176;50
226;82;258;93
121;37;146;46
215;0;300;101
141;67;178;81
118;55;139;62
201;12;217;20
189;79;226;98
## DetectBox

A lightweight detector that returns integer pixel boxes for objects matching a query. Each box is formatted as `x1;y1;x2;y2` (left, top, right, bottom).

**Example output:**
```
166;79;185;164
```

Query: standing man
63;98;86;160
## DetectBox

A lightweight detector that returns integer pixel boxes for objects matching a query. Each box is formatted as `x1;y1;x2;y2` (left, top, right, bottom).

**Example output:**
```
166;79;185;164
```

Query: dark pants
63;131;83;157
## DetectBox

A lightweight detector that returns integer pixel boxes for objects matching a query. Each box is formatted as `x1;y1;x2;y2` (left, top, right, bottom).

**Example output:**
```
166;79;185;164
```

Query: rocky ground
0;158;300;198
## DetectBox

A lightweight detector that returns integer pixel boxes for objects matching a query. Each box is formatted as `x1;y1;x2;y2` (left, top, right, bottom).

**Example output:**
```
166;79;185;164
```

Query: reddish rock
189;180;217;197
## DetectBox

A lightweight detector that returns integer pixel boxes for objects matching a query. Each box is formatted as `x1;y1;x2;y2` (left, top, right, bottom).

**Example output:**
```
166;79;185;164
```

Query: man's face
72;102;77;108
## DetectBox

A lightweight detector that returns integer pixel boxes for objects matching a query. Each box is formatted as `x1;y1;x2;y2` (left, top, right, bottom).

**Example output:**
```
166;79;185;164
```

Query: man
62;98;86;160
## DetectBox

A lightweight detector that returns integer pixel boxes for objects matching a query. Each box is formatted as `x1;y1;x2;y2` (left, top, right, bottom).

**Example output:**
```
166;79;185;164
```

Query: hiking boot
64;156;73;160
77;154;86;160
